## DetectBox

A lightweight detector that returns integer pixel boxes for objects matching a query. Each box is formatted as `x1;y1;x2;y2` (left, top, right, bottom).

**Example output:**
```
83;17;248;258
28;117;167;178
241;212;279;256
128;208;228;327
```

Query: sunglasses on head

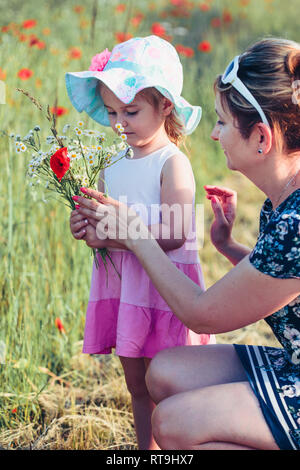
221;55;270;127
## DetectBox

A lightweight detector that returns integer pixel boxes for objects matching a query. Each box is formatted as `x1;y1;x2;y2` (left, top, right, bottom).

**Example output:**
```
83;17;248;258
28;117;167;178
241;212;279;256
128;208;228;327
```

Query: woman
72;38;300;450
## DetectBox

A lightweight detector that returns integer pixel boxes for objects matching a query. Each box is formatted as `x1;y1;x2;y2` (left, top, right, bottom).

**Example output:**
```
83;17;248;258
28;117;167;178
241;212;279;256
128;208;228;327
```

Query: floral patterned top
234;188;300;450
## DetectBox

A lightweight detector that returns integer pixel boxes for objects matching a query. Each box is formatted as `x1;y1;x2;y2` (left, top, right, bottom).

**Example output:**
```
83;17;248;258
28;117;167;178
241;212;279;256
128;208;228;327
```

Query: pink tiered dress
82;143;215;357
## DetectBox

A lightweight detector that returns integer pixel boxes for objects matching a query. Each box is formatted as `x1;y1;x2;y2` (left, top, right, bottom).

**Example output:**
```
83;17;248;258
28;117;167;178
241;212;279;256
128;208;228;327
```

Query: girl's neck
130;136;172;159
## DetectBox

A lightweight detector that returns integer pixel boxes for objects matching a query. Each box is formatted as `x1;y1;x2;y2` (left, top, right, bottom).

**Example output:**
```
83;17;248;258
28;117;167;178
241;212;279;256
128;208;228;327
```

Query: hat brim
65;69;201;135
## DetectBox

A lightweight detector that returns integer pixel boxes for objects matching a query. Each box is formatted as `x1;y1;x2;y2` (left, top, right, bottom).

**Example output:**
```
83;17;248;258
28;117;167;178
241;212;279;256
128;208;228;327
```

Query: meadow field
0;0;298;450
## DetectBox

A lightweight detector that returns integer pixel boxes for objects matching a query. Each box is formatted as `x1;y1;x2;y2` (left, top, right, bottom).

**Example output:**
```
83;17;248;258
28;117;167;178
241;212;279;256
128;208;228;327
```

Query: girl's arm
74;189;300;335
147;154;195;252
204;185;251;265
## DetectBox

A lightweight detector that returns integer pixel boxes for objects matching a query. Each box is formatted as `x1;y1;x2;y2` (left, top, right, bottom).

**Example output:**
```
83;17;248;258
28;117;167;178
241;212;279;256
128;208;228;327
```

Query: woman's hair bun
285;49;300;80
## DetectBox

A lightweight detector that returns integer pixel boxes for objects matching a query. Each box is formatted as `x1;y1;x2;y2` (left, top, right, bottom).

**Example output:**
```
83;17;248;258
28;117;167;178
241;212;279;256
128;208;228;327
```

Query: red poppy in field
68;47;82;59
115;3;126;13
175;44;194;58
73;5;84;14
222;9;233;24
11;408;17;414
199;3;210;11
50;106;68;117
18;33;27;42
1;25;10;33
22;19;37;29
211;17;222;28
17;68;33;80
29;35;39;47
0;68;6;80
55;317;66;334
151;22;166;37
50;148;70;182
198;40;212;53
131;13;144;27
36;40;46;49
114;32;133;43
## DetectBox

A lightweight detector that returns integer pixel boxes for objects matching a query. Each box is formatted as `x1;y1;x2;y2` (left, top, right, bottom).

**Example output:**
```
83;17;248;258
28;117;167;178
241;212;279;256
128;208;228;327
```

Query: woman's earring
258;149;263;154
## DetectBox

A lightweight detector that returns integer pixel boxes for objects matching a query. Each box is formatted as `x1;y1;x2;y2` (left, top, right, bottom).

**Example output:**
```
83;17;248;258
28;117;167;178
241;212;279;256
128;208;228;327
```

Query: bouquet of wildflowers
3;88;133;277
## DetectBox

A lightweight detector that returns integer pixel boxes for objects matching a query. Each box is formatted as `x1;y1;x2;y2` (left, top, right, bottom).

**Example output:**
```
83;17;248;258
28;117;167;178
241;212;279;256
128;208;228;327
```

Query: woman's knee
145;349;177;404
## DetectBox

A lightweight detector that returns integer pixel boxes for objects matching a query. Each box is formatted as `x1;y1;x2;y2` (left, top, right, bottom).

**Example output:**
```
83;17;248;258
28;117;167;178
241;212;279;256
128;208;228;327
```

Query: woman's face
211;92;255;172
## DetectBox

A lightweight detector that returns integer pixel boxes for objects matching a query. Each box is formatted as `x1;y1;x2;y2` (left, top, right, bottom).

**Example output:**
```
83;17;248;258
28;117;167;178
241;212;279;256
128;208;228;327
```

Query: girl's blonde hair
215;37;300;153
139;87;186;147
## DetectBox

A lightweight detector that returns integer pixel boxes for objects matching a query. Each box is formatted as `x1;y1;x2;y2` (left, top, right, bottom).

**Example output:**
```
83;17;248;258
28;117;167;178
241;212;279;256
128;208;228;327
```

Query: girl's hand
73;188;150;249
69;209;89;240
204;185;237;252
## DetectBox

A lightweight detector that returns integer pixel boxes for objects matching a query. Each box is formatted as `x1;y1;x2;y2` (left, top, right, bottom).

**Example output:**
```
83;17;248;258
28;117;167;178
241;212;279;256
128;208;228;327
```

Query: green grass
0;0;295;449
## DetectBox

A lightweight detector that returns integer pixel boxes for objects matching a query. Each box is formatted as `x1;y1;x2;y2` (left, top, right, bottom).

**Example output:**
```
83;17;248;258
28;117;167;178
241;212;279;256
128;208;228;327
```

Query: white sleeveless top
104;143;200;264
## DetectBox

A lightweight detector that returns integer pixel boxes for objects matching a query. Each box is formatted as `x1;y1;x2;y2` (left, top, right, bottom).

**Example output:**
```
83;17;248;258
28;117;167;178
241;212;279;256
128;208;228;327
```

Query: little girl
66;35;214;450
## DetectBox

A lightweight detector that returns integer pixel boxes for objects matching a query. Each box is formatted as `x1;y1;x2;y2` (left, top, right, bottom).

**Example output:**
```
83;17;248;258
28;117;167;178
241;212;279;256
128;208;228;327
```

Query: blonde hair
215;37;300;153
139;87;186;147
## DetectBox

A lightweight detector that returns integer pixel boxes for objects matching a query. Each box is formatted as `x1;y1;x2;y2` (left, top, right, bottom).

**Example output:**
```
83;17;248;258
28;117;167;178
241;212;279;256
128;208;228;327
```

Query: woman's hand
204;185;237;252
73;188;151;250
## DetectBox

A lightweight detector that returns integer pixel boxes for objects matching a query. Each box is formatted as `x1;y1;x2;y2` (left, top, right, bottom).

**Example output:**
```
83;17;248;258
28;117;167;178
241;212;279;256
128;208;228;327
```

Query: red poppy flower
73;5;84;14
68;47;82;59
29;36;39;47
198;40;212;53
199;3;210;11
151;22;166;37
50;147;70;182
11;408;17;414
114;32;133;43
50;106;68;117
222;9;233;24
115;3;126;13
175;44;194;58
211;17;222;28
55;317;66;334
17;68;33;80
0;68;6;80
22;19;37;29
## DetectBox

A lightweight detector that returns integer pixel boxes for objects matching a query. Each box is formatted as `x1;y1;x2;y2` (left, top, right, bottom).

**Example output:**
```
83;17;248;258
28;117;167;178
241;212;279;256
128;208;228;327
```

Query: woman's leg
146;344;247;403
146;344;279;450
151;381;279;450
119;356;159;450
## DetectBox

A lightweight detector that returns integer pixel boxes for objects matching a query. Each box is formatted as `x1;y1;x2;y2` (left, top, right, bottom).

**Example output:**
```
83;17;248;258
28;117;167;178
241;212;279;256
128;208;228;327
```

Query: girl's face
100;85;170;148
211;92;256;172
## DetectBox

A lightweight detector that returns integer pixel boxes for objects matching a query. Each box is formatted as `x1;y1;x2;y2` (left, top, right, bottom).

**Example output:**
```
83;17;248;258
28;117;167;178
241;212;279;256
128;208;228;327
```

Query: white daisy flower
74;127;83;136
115;123;124;132
69;151;80;161
120;133;127;141
83;129;101;137
77;121;84;127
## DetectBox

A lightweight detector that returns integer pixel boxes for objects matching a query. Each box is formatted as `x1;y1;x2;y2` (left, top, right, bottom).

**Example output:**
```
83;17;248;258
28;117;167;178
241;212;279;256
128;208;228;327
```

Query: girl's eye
126;111;138;116
108;111;116;116
217;120;224;126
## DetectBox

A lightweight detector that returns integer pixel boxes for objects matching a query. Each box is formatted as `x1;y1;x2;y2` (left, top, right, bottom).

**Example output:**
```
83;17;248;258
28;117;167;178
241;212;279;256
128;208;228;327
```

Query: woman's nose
210;124;219;141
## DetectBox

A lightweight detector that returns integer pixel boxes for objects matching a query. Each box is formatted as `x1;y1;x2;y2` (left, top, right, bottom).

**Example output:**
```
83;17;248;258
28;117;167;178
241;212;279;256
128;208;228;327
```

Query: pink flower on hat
89;48;111;72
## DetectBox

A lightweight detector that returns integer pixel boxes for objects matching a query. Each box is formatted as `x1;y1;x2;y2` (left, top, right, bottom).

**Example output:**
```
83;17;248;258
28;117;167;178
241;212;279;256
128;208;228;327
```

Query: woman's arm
75;188;300;334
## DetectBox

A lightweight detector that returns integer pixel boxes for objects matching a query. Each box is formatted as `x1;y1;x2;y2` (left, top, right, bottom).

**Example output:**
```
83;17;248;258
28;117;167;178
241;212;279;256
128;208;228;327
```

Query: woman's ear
256;122;273;155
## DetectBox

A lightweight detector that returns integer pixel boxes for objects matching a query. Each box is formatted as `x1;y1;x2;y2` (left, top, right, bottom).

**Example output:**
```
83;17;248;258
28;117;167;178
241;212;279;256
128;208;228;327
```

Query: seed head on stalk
16;88;64;148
